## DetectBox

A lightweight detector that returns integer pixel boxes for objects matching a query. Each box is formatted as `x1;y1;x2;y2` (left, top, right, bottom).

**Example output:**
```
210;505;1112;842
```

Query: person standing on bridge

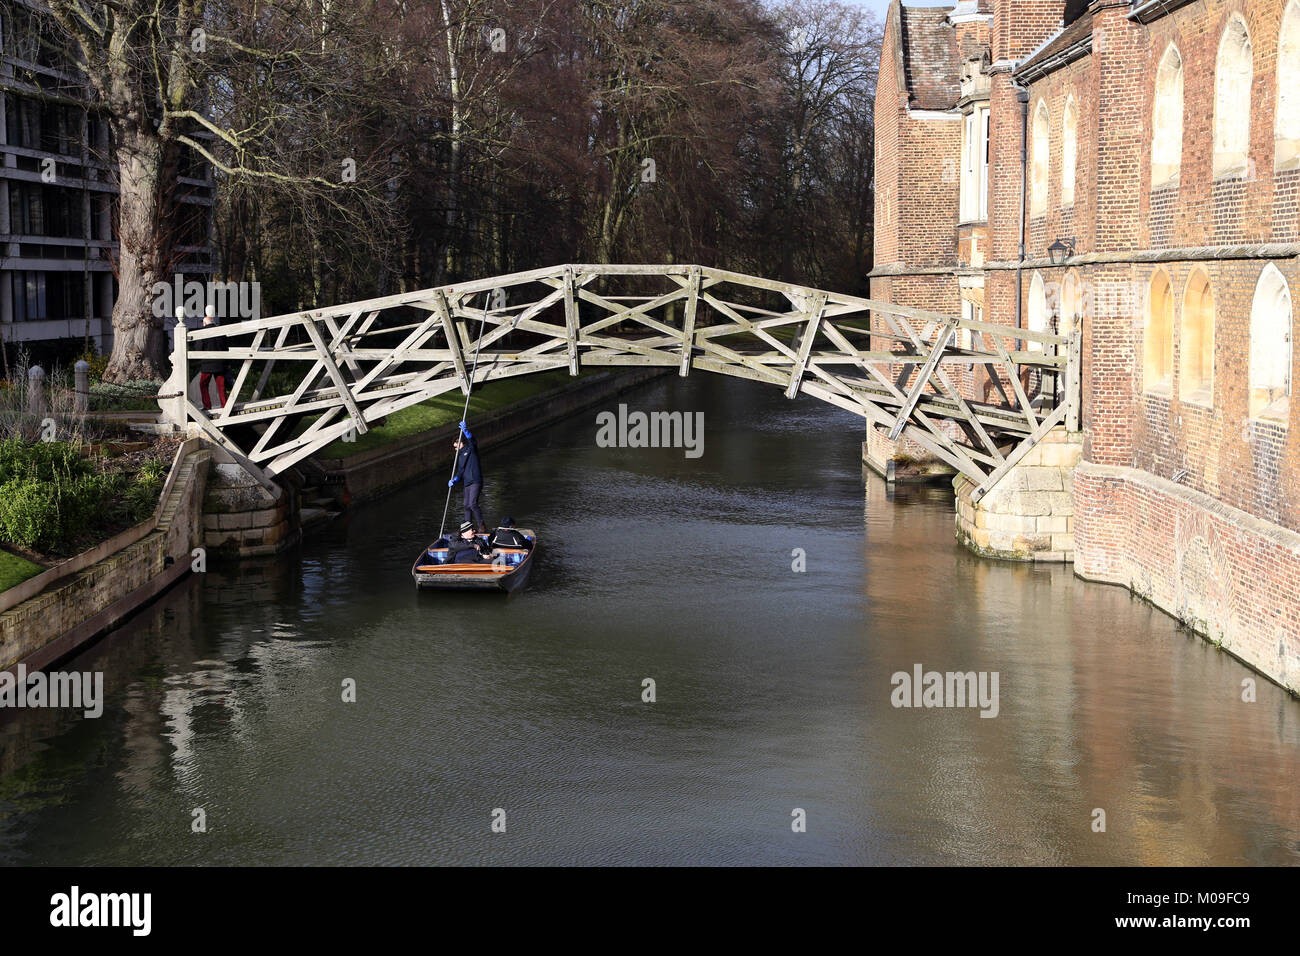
198;306;228;411
448;420;487;532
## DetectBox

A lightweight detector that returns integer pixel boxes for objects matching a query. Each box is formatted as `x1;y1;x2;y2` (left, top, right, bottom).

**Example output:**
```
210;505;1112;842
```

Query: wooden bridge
159;264;1079;500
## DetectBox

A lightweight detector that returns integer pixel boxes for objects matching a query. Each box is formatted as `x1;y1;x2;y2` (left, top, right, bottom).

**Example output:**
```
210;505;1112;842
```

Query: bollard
28;365;46;417
74;359;89;414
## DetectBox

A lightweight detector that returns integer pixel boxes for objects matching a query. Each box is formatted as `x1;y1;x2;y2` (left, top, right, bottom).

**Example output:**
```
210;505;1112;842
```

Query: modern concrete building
0;0;213;358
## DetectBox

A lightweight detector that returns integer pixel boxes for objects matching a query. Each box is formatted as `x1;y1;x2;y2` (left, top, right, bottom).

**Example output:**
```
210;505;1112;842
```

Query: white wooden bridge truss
160;264;1079;501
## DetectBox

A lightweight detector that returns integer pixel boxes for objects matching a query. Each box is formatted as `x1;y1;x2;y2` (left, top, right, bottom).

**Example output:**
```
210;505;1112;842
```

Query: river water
1;374;1296;865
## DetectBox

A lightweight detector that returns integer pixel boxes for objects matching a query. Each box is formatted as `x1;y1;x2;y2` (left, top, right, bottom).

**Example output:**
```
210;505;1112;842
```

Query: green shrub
0;438;89;485
136;457;167;484
0;478;61;552
78;348;110;382
88;379;163;412
124;457;166;522
0;442;127;553
0;438;25;483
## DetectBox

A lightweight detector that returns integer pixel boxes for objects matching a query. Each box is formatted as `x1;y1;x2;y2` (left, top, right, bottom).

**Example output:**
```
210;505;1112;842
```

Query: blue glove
459;420;472;439
448;477;458;487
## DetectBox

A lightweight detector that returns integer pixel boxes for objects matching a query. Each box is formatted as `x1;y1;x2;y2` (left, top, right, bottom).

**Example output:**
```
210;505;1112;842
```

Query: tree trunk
436;0;464;285
104;124;171;382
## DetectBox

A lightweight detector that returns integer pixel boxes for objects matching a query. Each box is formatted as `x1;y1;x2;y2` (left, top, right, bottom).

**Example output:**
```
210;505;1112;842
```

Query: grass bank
319;370;586;458
0;549;43;591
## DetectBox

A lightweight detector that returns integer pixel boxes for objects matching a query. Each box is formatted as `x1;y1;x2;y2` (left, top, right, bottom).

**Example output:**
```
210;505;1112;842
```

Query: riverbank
0;437;210;673
312;368;668;505
315;370;581;460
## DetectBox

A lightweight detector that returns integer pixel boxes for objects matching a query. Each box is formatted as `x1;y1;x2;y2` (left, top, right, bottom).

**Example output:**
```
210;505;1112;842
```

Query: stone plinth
863;423;959;483
954;426;1082;562
202;459;298;558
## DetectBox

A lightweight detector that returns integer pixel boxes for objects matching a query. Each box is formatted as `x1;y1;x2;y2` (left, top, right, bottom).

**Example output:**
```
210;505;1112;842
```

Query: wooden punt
411;529;537;592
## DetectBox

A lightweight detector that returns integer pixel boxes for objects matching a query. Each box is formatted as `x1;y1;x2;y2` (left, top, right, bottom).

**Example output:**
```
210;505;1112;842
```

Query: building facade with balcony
0;0;213;360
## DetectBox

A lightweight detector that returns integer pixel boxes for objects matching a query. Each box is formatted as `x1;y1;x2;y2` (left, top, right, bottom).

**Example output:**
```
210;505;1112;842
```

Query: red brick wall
871;4;961;327
992;0;1068;62
869;0;1300;685
1023;52;1095;257
1014;0;1299;515
899;118;962;265
1136;0;1295;249
1058;0;1298;685
1080;2;1298;514
1091;4;1145;253
1128;257;1300;531
874;7;905;267
1074;463;1300;693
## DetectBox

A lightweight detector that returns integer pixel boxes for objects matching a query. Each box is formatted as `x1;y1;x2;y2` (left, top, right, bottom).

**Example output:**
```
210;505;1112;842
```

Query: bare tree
45;0;401;380
577;0;779;263
771;0;880;285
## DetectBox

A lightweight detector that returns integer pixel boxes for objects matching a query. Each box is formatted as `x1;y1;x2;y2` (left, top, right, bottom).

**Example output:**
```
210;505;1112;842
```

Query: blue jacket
452;436;483;485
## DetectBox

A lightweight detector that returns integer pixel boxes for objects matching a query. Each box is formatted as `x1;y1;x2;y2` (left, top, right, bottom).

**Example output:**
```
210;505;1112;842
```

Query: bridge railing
160;264;1075;496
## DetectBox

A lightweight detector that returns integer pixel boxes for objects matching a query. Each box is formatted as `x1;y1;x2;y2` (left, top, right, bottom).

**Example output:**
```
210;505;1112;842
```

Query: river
1;373;1296;865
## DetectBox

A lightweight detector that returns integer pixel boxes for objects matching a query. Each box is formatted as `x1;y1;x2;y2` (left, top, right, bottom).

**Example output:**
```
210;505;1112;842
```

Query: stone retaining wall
202;455;299;558
0;445;210;672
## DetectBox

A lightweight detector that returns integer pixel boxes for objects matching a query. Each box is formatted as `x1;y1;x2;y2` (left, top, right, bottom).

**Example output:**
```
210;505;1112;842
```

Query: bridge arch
161;265;1072;498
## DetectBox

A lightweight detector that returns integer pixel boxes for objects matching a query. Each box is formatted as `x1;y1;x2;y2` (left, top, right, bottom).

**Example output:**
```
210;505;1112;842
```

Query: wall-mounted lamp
1047;237;1076;265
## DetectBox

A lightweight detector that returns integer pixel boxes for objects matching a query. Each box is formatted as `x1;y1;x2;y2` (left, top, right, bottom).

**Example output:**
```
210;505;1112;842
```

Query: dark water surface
1;374;1296;865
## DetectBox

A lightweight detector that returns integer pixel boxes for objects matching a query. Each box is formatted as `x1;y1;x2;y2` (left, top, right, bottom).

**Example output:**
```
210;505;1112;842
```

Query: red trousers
199;373;227;410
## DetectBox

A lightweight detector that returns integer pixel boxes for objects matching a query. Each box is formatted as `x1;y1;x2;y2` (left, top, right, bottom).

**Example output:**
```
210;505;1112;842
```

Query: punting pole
437;295;491;542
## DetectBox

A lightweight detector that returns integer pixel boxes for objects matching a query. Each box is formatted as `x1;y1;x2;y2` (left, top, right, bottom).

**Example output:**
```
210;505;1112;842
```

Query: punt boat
411;527;537;592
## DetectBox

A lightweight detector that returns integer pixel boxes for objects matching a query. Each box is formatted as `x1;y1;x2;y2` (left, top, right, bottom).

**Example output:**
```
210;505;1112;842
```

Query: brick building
872;0;1299;689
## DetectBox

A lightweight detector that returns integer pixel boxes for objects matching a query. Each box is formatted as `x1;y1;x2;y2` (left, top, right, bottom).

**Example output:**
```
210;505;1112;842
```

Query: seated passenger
490;516;528;549
446;521;491;563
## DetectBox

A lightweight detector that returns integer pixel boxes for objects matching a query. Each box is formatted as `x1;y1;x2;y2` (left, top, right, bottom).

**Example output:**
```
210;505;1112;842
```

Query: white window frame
960;104;990;223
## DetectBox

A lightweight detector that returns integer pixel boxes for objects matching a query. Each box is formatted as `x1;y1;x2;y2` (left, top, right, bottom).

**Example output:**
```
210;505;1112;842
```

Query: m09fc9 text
1128;892;1250;907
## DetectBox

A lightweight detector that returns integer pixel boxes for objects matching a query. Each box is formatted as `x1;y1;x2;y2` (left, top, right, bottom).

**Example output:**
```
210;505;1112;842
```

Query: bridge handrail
185;263;1068;349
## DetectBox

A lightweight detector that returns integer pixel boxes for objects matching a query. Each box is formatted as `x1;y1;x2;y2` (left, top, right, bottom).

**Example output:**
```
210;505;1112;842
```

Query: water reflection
0;374;1294;865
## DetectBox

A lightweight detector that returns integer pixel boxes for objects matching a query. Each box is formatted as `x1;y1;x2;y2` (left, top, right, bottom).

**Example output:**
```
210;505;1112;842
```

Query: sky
852;0;894;21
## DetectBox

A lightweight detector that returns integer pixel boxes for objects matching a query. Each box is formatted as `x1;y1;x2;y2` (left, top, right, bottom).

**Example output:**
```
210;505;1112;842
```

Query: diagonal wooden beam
435;291;472;395
217;327;262;421
322;308;366;379
186;401;280;492
250;324;292;403
888;321;954;440
989;333;1039;430
563;266;580;376
302;314;368;437
785;293;827;399
972;403;1067;501
352;308;444;395
679;267;700;377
